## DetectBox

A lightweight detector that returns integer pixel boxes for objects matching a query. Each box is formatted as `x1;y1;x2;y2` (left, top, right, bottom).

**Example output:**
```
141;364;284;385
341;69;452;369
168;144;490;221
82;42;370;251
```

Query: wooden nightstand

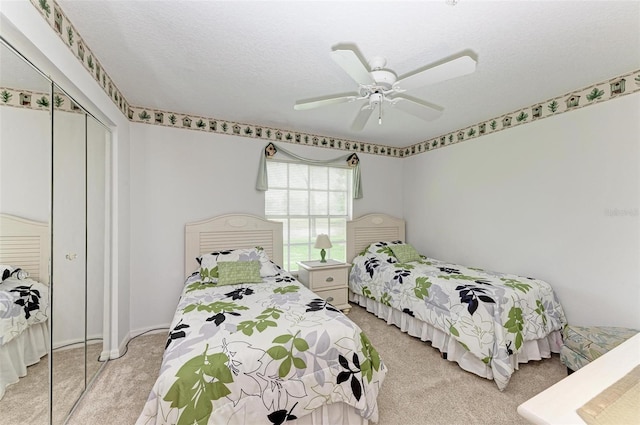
297;260;351;314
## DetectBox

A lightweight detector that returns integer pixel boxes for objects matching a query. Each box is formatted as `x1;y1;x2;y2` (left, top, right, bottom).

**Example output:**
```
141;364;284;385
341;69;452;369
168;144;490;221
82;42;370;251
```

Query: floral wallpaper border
125;106;401;156
0;86;84;114
30;0;130;116
404;70;640;157
27;0;640;159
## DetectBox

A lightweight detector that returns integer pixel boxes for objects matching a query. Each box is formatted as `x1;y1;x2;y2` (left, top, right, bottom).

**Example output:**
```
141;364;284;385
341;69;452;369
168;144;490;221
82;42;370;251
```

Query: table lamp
314;234;332;263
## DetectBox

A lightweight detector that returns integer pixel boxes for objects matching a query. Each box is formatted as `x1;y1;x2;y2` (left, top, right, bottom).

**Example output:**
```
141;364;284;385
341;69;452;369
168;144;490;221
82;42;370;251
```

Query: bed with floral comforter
349;241;566;390
137;269;385;425
0;277;49;347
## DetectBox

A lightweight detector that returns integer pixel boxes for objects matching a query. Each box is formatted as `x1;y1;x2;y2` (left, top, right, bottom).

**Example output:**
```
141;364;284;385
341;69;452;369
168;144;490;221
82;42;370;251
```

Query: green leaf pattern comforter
137;271;385;425
349;242;566;390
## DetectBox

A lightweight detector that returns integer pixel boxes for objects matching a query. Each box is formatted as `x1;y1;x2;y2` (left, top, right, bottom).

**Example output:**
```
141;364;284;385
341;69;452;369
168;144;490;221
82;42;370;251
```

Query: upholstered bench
560;325;639;374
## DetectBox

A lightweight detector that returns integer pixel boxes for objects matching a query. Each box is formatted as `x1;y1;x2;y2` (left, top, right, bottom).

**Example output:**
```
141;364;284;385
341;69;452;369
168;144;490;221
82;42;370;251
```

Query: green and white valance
256;142;363;199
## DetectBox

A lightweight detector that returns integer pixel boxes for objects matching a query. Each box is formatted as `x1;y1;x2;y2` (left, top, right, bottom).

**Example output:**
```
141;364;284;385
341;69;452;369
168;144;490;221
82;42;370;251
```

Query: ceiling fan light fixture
369;92;383;105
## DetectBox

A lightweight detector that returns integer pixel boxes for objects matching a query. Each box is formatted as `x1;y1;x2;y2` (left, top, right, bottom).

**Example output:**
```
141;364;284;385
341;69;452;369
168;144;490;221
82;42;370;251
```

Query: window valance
256;143;363;199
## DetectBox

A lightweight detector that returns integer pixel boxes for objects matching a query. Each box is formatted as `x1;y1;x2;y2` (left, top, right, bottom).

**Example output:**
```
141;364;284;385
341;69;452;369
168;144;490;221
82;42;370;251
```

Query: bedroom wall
129;123;404;332
403;93;640;329
0;107;50;222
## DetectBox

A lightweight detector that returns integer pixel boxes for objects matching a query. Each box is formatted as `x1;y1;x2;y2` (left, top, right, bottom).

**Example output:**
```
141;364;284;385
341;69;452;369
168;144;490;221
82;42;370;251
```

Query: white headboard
185;214;283;277
0;214;50;284
346;213;406;262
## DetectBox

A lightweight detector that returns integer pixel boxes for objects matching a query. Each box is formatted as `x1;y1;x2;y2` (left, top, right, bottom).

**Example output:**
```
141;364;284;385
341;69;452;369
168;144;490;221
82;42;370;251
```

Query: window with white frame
265;160;352;272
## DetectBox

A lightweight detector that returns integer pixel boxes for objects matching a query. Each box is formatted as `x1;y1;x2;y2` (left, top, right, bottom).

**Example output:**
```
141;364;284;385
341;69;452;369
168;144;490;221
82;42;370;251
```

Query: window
265;160;352;272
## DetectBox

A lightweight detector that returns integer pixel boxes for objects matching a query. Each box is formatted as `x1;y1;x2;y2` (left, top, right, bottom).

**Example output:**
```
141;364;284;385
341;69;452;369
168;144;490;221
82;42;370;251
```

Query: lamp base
320;249;327;263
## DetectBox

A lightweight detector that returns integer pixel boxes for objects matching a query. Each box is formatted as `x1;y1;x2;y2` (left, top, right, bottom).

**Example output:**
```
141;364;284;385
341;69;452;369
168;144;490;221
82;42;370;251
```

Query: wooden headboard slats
185;214;283;278
353;227;402;253
0;214;50;284
346;214;406;263
199;231;276;260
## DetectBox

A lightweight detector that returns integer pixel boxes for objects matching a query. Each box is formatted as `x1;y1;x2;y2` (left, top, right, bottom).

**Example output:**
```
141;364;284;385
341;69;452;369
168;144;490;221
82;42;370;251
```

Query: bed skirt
350;291;562;382
279;402;368;425
0;321;49;400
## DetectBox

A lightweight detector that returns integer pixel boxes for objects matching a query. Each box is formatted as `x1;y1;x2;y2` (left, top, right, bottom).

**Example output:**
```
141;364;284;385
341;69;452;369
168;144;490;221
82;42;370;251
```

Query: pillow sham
254;246;280;277
1;265;12;281
363;241;404;263
217;260;263;286
390;243;422;263
197;247;278;283
1;265;29;282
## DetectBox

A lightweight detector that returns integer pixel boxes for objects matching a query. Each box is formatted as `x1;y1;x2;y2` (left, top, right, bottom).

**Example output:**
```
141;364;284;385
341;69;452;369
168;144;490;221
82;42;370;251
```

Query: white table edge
517;332;640;425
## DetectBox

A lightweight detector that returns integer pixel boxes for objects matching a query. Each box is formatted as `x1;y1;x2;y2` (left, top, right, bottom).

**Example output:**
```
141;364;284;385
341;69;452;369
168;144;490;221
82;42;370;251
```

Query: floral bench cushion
560;325;639;371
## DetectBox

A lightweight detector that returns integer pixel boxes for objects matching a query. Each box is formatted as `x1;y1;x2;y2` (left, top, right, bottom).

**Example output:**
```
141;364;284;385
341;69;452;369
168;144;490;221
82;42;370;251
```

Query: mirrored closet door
0;38;111;425
51;86;111;424
0;38;53;425
51;84;88;423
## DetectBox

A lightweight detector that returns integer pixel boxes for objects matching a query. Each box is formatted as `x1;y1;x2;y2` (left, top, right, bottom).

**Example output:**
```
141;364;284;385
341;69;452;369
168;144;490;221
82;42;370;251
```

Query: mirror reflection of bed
0;215;50;423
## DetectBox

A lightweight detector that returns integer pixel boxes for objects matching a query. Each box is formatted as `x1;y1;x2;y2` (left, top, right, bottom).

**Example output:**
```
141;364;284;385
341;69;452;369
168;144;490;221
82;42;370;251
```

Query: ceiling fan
294;47;477;131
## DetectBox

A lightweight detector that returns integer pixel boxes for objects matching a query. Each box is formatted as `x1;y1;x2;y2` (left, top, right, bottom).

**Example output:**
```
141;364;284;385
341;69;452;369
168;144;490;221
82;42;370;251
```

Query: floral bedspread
137;271;385;425
349;242;566;390
0;277;49;346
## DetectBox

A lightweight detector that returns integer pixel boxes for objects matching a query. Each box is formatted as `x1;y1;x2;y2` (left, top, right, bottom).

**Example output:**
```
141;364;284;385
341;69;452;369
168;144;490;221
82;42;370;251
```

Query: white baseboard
130;324;171;338
53;339;85;351
109;324;170;359
110;331;130;359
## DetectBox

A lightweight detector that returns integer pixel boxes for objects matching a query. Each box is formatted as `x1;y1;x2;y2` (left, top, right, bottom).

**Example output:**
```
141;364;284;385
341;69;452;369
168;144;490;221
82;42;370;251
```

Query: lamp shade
314;234;332;249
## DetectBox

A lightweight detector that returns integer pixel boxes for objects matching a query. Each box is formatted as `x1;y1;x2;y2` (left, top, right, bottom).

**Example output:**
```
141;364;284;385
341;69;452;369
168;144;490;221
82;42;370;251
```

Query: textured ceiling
56;0;640;148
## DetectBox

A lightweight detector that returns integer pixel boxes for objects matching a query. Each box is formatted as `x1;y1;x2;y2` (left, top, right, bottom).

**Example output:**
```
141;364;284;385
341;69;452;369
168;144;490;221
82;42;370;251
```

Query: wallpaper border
405;70;640;157
0;86;84;114
26;0;640;159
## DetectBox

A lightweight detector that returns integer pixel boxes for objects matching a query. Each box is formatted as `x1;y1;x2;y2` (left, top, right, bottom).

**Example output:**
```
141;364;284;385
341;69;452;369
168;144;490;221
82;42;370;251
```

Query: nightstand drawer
314;287;348;307
296;262;351;313
308;267;348;290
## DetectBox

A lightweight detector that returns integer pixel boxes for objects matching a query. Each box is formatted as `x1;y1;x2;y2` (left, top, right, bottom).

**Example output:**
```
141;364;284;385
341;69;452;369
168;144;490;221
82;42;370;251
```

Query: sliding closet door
51;93;86;424
0;40;52;425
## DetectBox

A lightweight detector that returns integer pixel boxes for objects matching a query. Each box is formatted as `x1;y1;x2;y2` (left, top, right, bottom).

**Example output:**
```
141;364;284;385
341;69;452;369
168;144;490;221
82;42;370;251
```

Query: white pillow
1;265;29;281
363;241;405;263
197;247;279;283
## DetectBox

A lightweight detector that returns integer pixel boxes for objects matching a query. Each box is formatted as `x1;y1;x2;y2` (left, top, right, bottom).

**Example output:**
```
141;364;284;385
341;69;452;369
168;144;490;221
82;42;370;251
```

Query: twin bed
137;214;386;425
139;212;567;424
0;214;50;400
346;213;566;391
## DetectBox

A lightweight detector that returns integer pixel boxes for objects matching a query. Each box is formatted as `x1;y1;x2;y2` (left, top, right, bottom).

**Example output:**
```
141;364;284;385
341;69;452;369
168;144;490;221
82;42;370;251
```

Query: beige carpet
68;304;566;424
0;343;104;425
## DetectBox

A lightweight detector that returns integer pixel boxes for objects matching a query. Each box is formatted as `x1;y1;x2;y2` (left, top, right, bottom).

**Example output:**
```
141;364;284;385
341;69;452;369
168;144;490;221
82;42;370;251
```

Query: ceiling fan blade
331;48;375;86
351;105;374;131
393;55;476;91
391;95;444;121
294;95;358;110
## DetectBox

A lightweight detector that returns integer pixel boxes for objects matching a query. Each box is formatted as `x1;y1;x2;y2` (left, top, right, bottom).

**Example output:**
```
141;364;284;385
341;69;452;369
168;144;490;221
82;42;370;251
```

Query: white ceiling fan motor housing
370;69;397;89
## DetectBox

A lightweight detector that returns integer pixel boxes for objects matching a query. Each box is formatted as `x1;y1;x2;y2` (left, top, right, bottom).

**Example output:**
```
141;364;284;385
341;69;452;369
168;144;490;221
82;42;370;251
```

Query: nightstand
297;261;351;314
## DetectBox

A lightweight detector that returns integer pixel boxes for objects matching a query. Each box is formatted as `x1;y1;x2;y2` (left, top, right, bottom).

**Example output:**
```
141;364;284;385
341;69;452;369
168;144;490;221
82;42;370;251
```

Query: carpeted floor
0;342;104;425
66;303;566;425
